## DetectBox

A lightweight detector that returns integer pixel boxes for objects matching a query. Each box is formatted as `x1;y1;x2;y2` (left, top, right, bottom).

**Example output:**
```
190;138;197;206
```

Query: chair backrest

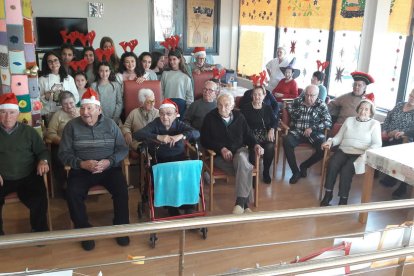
235;96;242;109
329;123;342;138
192;71;214;100
281;100;292;126
123;80;162;117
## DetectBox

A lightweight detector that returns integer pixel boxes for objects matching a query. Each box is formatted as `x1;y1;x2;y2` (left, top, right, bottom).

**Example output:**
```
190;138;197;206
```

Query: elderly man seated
134;98;200;215
0;93;49;235
328;71;374;124
201;93;264;214
59;88;130;251
189;47;214;74
283;84;332;184
184;80;218;130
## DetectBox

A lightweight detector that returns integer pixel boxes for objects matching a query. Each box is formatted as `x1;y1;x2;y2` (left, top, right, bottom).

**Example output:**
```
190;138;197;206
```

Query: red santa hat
192;47;206;58
159;98;180;117
81;88;100;106
361;93;375;106
0;93;19;110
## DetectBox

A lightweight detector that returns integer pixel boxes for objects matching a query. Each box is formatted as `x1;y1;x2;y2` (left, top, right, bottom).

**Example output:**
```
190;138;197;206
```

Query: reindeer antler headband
60;30;96;47
316;60;329;72
119;39;139;52
160;35;180;51
250;70;267;86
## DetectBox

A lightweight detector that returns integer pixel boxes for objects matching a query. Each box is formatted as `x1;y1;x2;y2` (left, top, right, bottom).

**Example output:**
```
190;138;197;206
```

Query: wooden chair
4;173;53;231
192;71;214;100
122;80;161;187
278;100;328;178
203;148;260;212
64;160;130;227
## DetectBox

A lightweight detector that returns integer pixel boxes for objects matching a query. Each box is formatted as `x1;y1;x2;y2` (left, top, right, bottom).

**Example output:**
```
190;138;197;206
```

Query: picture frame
149;0;220;55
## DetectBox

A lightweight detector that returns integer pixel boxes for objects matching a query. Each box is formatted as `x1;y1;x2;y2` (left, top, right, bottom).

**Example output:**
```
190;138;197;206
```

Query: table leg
359;165;374;223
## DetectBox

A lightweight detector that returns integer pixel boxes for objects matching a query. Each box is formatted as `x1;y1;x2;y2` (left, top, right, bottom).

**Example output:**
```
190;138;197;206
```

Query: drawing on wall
186;0;215;48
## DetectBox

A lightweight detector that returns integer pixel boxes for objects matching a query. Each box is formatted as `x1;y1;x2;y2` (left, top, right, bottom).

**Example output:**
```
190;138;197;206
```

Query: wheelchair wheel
149;233;158;248
200;228;208;240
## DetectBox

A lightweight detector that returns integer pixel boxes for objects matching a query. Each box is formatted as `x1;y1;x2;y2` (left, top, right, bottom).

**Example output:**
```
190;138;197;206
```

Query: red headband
160;35;180;50
69;59;89;72
95;47;115;62
212;68;226;80
60;30;96;47
250;70;267;86
119;39;139;52
316;60;329;72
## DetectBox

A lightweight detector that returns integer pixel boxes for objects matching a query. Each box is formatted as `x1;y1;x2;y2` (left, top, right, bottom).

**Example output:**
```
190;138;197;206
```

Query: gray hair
304;84;319;95
58;91;76;105
217;92;234;106
204;80;218;91
356;100;376;117
138;88;155;104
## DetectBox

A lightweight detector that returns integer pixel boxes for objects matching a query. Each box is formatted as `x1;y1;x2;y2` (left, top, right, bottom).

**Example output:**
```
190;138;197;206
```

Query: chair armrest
122;157;130;166
403;135;409;144
206;149;216;157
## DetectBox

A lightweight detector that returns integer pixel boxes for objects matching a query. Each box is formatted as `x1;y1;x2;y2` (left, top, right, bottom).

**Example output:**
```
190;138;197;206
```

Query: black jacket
200;108;257;155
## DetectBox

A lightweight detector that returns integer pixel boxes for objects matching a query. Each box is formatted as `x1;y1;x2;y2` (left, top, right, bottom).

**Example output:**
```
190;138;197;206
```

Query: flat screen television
35;17;88;49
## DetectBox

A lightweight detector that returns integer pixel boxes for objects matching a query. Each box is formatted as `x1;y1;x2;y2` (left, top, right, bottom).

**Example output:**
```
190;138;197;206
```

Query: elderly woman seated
46;91;80;194
133;98;200;215
320;96;381;206
380;88;414;198
121;88;159;158
241;85;277;184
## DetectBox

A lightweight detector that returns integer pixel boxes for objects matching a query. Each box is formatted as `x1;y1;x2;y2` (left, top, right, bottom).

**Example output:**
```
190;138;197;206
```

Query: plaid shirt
287;97;332;141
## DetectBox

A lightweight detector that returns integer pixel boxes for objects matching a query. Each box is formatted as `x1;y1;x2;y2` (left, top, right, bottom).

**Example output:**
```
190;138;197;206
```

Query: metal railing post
179;229;186;276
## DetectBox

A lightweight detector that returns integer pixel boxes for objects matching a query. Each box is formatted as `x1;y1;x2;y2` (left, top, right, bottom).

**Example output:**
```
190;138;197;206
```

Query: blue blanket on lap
153;160;202;207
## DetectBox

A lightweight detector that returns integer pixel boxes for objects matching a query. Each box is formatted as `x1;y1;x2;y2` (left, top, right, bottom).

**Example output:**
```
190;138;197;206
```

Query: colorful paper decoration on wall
23;18;33;43
9;49;25;74
7;24;24;51
0;0;5;19
279;0;332;29
22;0;32;19
18;111;32;124
334;0;364;31
28;76;39;98
239;0;277;26
16;93;31;112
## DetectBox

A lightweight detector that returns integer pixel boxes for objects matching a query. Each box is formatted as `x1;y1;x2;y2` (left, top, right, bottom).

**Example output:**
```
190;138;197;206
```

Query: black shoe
263;172;271;184
320;191;333;206
116;236;130;246
392;183;407;199
299;164;308;178
81;240;95;251
338;197;348;205
289;172;301;184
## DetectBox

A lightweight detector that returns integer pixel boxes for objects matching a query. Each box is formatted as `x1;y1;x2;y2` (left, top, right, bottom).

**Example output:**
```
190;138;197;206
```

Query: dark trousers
0;173;48;232
324;149;359;197
249;141;274;174
51;144;66;194
66;167;129;229
282;133;324;174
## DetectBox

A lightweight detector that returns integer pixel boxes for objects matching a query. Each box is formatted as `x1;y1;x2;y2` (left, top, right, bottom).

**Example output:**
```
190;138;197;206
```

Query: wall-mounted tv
35;17;88;49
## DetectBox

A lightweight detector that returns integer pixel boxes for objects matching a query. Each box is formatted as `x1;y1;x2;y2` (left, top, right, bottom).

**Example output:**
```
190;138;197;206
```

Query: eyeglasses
145;100;155;104
305;94;318;97
203;88;216;93
47;58;59;65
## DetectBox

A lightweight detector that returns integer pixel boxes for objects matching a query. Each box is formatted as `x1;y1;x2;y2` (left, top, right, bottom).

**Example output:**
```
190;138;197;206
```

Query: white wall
31;0;238;69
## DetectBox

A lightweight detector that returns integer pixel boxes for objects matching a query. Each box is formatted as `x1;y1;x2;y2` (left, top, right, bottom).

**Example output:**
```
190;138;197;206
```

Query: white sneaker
232;205;244;214
244;208;253;213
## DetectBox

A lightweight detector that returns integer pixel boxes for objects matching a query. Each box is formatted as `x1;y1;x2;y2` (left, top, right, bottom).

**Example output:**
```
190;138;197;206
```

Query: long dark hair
73;71;90;88
150;51;164;70
95;61;116;89
99;36;120;71
41;51;68;82
119;52;145;77
168;48;191;78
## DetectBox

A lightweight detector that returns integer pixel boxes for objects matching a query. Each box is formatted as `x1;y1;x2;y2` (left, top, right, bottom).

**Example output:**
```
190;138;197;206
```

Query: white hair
204;80;218;90
217;92;234;106
138;88;155;104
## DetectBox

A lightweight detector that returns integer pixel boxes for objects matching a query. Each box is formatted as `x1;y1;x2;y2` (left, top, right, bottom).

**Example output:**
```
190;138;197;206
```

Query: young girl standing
91;61;123;124
74;71;89;106
160;48;193;117
82;46;97;85
116;51;146;85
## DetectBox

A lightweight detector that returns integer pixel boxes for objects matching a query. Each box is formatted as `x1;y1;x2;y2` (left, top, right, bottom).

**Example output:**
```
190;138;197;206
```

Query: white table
359;143;414;223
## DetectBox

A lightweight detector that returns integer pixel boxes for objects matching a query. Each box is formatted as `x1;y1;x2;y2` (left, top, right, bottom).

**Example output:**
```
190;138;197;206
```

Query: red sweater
272;78;298;102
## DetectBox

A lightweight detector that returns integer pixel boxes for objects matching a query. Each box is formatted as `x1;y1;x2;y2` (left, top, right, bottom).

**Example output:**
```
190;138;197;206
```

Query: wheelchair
140;140;208;248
